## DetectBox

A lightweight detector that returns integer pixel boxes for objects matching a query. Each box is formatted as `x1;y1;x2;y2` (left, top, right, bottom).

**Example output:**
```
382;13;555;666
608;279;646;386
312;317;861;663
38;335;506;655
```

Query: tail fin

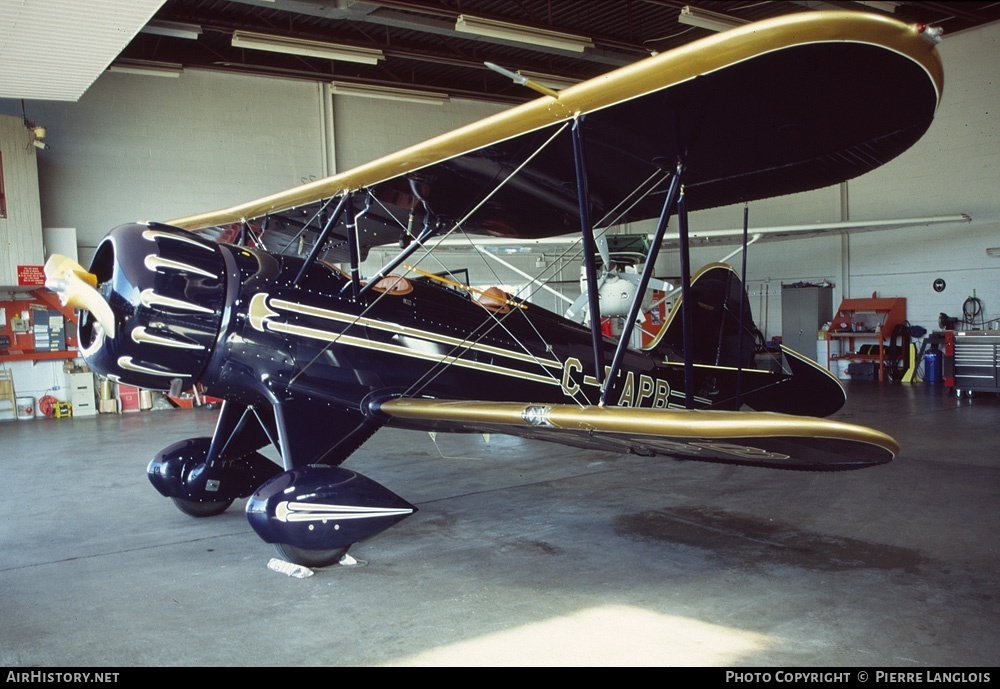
647;263;846;417
647;263;758;368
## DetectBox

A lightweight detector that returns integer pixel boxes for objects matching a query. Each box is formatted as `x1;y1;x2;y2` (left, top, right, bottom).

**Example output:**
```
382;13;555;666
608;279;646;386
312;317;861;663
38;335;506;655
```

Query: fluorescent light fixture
141;20;203;40
108;60;183;78
986;247;1000;258
678;6;749;32
455;14;593;52
232;31;384;65
853;1;899;12
331;81;449;105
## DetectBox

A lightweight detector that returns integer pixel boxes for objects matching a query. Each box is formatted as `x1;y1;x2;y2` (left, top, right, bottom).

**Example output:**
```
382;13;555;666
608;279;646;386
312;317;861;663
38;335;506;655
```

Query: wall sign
17;265;45;287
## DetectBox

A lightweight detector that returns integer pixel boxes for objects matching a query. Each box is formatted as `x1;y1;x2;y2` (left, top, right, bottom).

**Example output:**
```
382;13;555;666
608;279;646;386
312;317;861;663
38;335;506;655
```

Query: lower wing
373;398;897;471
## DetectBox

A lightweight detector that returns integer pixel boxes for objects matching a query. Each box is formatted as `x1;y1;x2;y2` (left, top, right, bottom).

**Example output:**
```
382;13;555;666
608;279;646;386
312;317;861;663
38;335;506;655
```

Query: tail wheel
273;543;349;568
171;497;234;518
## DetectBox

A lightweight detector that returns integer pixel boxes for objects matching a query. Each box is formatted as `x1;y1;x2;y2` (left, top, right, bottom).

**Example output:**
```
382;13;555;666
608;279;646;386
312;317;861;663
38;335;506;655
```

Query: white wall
0;114;44;284
332;94;504;171
841;24;1000;335
2;69;329;266
0;353;71;420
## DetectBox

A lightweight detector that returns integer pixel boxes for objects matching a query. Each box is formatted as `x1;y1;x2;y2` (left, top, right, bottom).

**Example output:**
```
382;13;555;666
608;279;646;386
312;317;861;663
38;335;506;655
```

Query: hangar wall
844;23;1000;336
2;70;329;267
331;93;504;171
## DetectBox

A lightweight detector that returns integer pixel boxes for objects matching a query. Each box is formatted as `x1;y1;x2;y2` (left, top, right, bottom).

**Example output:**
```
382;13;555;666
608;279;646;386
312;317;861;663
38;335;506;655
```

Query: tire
273;542;350;568
171;496;234;518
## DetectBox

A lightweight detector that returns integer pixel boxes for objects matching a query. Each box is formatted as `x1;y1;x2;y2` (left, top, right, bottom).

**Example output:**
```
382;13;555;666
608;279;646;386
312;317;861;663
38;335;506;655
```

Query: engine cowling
76;223;227;390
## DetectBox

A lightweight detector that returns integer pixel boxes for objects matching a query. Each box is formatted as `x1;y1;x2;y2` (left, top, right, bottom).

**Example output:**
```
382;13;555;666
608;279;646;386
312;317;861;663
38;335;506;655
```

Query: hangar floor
1;381;997;667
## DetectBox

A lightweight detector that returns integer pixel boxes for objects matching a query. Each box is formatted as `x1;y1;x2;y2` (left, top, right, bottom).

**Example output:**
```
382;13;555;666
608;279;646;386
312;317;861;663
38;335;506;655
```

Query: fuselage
78;223;764;417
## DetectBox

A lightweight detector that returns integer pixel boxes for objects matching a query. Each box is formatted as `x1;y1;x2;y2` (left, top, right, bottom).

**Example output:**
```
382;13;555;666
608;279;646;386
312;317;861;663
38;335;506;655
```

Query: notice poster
17;265;46;287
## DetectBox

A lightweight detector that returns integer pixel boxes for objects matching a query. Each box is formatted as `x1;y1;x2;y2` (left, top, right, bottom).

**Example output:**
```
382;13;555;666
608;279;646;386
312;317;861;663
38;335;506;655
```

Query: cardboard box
118;384;140;413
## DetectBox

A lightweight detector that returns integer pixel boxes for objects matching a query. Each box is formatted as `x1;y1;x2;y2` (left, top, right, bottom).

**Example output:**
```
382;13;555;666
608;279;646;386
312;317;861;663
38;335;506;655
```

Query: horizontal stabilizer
740;345;847;418
374;398;897;471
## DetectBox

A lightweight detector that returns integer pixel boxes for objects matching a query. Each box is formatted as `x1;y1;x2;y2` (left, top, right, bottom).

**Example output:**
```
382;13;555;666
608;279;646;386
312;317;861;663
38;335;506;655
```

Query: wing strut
359;218;438;295
571;117;605;385
292;194;350;287
600;160;685;406
677;187;695;409
344;194;367;298
736;204;750;407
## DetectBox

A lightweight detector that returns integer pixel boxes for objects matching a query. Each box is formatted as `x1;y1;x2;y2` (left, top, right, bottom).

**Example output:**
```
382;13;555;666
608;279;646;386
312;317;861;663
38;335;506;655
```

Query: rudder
647;263;758;369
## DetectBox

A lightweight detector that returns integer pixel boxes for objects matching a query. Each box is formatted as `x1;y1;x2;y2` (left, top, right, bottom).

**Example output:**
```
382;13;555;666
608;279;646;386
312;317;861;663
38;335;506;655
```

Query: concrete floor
1;381;997;667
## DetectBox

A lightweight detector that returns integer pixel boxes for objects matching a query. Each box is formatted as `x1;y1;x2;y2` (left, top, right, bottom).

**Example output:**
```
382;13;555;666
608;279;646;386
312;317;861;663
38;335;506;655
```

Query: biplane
45;11;942;567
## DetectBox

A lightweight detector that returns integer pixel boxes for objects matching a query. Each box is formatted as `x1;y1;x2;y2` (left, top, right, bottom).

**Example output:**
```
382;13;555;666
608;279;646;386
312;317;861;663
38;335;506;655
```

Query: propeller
44;254;116;338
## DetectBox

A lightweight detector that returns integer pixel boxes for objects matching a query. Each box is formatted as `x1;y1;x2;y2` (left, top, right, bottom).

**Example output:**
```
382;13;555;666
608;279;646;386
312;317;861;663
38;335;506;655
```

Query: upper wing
167;11;943;244
373;398;898;471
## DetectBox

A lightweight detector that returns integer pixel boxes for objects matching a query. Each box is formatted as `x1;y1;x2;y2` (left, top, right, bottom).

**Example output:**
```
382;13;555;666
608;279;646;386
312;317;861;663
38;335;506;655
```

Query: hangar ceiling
0;0;164;101
122;0;1000;103
4;1;999;105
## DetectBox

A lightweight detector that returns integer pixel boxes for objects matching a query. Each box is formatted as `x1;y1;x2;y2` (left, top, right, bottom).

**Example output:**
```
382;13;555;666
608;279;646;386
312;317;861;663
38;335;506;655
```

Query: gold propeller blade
44;254;116;339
